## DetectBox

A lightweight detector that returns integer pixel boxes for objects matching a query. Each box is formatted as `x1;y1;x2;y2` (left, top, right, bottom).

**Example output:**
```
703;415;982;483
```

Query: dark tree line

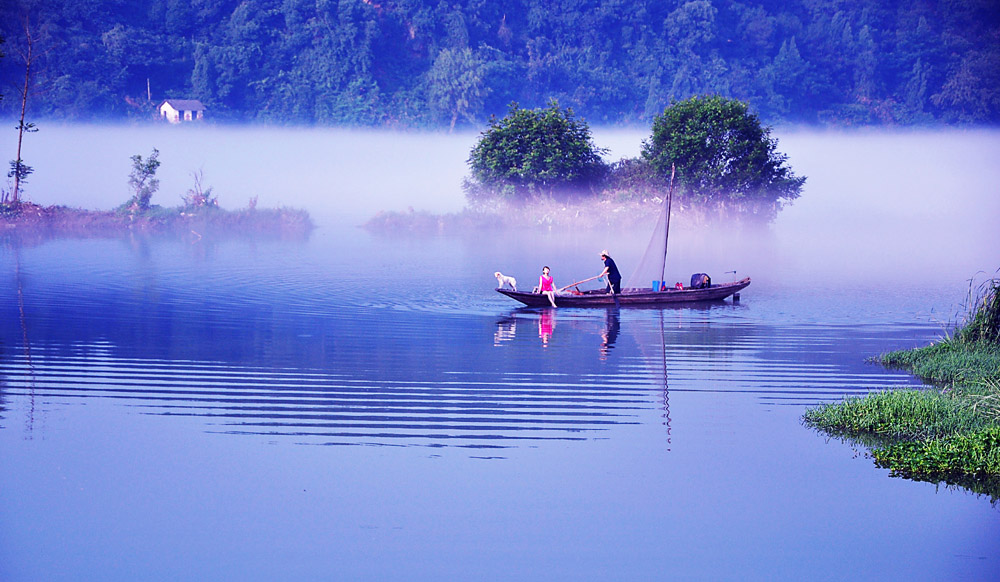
1;0;997;127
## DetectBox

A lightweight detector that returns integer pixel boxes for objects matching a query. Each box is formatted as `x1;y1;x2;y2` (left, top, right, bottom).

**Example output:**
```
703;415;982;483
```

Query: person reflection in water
538;308;555;347
599;250;622;295
538;266;558;307
600;308;620;359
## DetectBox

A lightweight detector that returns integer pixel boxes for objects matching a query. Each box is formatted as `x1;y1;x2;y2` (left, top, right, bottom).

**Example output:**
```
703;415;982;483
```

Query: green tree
641;95;805;217
465;100;607;202
426;47;487;132
931;49;1000;123
760;37;809;119
124;148;161;212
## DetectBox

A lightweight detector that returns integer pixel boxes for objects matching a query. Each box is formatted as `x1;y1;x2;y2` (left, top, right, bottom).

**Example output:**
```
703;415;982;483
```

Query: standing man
599;250;622;295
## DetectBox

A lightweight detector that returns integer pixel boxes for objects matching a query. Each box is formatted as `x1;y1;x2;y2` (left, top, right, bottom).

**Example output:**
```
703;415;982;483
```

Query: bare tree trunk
12;18;35;206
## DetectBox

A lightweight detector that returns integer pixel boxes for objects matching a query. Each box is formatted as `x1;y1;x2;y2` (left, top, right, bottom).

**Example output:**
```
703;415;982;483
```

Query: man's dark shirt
604;256;621;283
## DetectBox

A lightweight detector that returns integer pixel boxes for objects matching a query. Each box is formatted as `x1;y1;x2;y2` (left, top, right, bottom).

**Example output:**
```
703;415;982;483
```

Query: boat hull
497;277;751;307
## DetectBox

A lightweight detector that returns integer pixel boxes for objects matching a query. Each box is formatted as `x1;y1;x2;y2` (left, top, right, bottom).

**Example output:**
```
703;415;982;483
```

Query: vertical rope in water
15;247;35;434
659;310;671;450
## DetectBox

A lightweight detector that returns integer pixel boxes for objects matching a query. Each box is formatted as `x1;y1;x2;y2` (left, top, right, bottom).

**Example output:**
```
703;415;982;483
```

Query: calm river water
1;225;997;581
2;127;999;580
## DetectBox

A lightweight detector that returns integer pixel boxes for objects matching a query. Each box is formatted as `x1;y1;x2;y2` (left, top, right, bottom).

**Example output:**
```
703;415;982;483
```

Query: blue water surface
1;227;997;581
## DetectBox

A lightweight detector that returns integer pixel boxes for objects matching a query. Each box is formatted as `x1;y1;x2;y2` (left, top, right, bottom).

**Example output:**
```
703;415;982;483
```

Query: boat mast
660;164;676;284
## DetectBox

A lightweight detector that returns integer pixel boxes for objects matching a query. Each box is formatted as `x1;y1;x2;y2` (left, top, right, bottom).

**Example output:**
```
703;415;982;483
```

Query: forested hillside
1;0;997;127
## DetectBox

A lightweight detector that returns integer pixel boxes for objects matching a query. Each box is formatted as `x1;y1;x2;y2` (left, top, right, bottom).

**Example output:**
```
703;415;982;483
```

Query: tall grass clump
956;276;1000;345
965;378;1000;424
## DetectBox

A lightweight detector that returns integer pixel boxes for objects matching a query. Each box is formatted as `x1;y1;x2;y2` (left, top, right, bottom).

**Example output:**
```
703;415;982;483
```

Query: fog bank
11;123;477;224
769;129;999;284
7;123;998;286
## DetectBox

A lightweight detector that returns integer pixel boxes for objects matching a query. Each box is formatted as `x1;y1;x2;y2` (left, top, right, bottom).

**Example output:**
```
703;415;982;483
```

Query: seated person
538;266;558;307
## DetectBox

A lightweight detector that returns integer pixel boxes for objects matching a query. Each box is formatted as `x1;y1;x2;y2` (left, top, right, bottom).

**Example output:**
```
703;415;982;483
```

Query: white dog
494;271;517;291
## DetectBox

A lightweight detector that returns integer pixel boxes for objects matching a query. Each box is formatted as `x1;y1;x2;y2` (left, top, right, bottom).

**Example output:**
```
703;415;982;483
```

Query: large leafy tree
466;100;607;201
641;95;805;213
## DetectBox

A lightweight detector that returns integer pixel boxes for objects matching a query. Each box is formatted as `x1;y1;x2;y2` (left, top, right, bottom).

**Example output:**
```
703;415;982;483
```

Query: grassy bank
803;276;1000;500
1;201;313;238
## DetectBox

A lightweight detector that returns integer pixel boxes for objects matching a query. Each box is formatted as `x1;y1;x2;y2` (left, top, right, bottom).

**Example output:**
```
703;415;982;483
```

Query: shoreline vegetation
804;276;1000;502
1;148;312;240
0;200;313;240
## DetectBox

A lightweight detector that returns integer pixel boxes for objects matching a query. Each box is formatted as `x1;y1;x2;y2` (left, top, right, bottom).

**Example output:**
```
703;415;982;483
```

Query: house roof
159;99;206;111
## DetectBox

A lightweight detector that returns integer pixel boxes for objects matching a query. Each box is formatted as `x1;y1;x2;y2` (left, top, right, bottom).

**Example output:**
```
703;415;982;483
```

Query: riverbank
1;201;313;239
804;278;1000;500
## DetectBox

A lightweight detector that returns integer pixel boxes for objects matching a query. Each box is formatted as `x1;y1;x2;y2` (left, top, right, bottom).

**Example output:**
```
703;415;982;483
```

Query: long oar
558;275;602;292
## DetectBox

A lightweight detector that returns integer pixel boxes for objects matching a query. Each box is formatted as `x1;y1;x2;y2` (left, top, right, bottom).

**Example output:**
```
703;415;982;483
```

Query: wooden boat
497;164;751;308
497;277;751;307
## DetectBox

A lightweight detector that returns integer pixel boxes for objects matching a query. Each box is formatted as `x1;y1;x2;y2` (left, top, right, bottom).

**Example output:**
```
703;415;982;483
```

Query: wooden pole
659;164;676;285
558;274;602;292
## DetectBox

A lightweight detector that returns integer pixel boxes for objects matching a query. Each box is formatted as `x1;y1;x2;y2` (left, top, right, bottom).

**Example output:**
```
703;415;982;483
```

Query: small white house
158;99;206;123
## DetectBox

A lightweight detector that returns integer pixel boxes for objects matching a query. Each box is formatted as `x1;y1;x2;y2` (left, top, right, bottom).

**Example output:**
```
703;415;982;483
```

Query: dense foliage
641;95;805;210
1;0;998;127
466;101;606;200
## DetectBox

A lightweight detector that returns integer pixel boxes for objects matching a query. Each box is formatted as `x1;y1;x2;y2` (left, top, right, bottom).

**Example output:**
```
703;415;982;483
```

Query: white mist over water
8;123;999;286
596;126;1000;288
771;129;999;285
15;123;477;224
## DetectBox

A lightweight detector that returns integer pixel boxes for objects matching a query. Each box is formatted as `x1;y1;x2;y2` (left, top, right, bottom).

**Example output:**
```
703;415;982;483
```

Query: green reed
957;277;1000;345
